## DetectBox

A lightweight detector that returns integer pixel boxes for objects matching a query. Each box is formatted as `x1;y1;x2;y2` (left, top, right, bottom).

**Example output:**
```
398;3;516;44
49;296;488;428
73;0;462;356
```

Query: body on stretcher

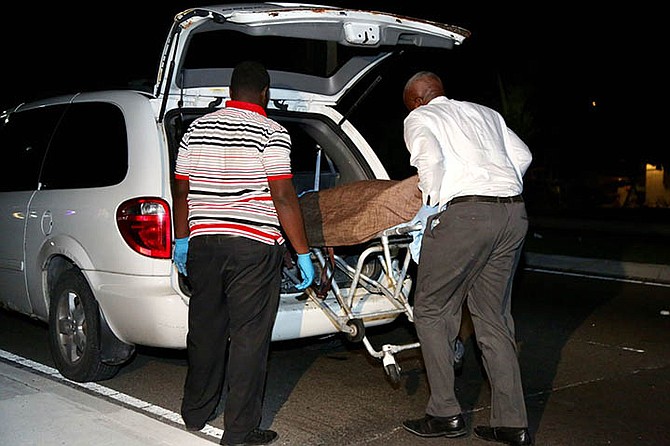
273;175;428;383
281;221;423;383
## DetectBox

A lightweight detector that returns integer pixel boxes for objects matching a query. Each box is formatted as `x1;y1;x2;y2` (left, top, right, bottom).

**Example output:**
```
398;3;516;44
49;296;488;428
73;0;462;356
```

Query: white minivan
0;3;468;382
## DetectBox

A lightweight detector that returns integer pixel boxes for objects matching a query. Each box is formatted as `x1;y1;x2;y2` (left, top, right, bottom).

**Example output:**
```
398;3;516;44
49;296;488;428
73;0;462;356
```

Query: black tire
344;318;365;343
341;252;383;283
384;363;401;384
48;269;121;382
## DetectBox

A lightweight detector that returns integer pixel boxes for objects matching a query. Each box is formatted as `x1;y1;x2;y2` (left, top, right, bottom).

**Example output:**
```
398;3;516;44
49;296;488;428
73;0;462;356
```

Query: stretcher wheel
344;318;365;342
384;363;401;384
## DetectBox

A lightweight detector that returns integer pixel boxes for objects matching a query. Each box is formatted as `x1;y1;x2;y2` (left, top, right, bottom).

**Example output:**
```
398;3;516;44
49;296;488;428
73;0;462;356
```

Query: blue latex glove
409;204;439;263
295;252;315;290
411;204;439;227
174;237;189;276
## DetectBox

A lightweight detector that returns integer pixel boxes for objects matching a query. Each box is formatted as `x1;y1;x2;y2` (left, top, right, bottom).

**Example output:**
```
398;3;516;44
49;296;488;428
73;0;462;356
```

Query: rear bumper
85;270;408;349
85;271;189;349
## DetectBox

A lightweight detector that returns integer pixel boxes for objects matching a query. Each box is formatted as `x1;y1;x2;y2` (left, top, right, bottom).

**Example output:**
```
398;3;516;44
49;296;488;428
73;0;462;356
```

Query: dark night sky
3;2;663;171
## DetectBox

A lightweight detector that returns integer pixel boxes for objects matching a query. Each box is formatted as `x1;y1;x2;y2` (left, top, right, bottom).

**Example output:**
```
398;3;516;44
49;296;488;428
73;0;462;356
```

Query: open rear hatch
154;3;470;119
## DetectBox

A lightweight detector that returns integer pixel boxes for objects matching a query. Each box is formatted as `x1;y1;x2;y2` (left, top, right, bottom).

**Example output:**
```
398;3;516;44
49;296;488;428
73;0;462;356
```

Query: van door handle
41;211;53;236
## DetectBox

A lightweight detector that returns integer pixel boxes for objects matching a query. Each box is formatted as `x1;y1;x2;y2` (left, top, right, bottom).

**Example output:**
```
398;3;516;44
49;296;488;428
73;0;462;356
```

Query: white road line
523;267;670;287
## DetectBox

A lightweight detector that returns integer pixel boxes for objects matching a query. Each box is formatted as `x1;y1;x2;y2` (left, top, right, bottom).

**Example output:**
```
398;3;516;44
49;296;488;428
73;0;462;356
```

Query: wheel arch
46;257;135;369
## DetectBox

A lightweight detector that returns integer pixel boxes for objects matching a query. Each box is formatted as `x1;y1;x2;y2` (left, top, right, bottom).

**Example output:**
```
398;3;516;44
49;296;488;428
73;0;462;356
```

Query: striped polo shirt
174;100;292;245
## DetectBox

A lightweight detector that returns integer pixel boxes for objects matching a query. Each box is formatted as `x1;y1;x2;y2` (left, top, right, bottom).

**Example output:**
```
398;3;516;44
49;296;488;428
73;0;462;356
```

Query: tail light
116;198;172;259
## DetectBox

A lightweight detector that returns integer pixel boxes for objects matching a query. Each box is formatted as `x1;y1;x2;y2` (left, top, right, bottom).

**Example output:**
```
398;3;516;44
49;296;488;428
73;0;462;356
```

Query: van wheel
48;269;121;382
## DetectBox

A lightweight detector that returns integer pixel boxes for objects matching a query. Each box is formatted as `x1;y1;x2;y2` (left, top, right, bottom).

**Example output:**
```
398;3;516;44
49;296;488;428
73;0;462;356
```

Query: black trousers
414;201;529;427
181;235;285;444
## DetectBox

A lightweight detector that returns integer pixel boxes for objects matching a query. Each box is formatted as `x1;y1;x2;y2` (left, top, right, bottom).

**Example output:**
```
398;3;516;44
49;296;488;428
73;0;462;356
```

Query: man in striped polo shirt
172;60;315;446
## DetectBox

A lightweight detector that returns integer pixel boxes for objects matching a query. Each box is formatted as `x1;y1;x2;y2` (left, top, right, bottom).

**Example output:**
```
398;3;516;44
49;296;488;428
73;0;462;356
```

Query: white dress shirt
403;96;532;208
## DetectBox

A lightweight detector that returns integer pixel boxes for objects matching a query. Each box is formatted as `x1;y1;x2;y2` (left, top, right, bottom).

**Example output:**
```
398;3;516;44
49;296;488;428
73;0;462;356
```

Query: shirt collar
225;100;267;117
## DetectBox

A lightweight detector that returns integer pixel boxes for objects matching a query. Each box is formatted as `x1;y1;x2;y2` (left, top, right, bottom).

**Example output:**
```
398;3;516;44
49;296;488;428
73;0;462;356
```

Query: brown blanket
298;175;422;247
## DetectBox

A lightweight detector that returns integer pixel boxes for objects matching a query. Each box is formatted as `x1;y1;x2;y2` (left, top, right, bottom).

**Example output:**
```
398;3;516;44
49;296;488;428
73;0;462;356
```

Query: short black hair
230;60;270;95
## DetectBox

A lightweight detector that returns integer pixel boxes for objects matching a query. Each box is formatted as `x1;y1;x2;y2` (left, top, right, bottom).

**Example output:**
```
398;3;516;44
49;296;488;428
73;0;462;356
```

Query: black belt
446;194;524;206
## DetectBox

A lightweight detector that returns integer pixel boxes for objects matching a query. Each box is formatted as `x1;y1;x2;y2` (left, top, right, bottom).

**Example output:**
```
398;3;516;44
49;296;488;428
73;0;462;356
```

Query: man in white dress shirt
401;71;533;446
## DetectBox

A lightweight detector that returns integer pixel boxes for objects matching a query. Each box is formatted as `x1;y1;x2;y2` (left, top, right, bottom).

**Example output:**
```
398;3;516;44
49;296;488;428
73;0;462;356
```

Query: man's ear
406;96;423;111
261;86;270;107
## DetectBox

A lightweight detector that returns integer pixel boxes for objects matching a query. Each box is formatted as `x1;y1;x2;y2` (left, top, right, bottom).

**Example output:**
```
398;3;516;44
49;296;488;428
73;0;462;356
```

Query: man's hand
295;252;315;290
411;204;439;228
409;204;439;263
174;237;189;276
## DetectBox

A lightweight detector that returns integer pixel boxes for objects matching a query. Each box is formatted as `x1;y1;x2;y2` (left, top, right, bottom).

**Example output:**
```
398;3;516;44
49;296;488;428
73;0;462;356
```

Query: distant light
591;100;597;107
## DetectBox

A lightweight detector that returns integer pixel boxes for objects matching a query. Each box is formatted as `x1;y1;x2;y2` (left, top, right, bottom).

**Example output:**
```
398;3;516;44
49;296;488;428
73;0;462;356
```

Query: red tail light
116;198;172;259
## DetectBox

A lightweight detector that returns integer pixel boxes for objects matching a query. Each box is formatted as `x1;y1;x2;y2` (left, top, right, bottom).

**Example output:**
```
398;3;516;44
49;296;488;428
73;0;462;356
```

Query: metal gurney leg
306;223;423;384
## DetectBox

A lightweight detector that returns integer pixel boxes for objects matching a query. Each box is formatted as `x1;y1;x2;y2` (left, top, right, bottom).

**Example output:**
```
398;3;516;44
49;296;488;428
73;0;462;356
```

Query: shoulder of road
0;353;217;445
525;211;670;285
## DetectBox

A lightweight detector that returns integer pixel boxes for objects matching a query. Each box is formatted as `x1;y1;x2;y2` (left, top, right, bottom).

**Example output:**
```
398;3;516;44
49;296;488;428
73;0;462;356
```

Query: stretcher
279;175;425;383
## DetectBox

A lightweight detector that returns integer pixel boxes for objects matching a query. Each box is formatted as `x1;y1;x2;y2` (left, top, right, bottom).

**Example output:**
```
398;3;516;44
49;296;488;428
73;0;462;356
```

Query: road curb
523;252;670;285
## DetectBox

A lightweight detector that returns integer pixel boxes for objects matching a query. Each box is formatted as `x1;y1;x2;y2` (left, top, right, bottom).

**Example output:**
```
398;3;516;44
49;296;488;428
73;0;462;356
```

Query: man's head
230;60;270;107
403;71;445;112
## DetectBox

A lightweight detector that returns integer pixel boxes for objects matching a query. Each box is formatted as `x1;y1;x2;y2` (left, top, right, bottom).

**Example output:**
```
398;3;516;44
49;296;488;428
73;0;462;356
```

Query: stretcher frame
289;222;422;383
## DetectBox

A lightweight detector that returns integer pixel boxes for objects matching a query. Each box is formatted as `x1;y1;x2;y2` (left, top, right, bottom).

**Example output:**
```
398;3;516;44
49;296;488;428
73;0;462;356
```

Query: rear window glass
182;30;382;78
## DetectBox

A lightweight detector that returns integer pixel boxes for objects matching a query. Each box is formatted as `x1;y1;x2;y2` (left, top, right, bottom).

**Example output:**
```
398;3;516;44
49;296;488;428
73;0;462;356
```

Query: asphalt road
1;269;669;445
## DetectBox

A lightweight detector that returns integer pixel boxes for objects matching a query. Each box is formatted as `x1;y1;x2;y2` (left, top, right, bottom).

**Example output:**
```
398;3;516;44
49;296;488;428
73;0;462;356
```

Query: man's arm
269;177;314;290
403;115;445;207
171;177;190;275
172;178;190;239
505;127;533;177
268;177;309;254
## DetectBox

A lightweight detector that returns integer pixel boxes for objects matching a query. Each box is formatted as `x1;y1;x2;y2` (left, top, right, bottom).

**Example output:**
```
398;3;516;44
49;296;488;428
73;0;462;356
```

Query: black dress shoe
222;428;278;445
403;414;468;438
474;426;532;445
